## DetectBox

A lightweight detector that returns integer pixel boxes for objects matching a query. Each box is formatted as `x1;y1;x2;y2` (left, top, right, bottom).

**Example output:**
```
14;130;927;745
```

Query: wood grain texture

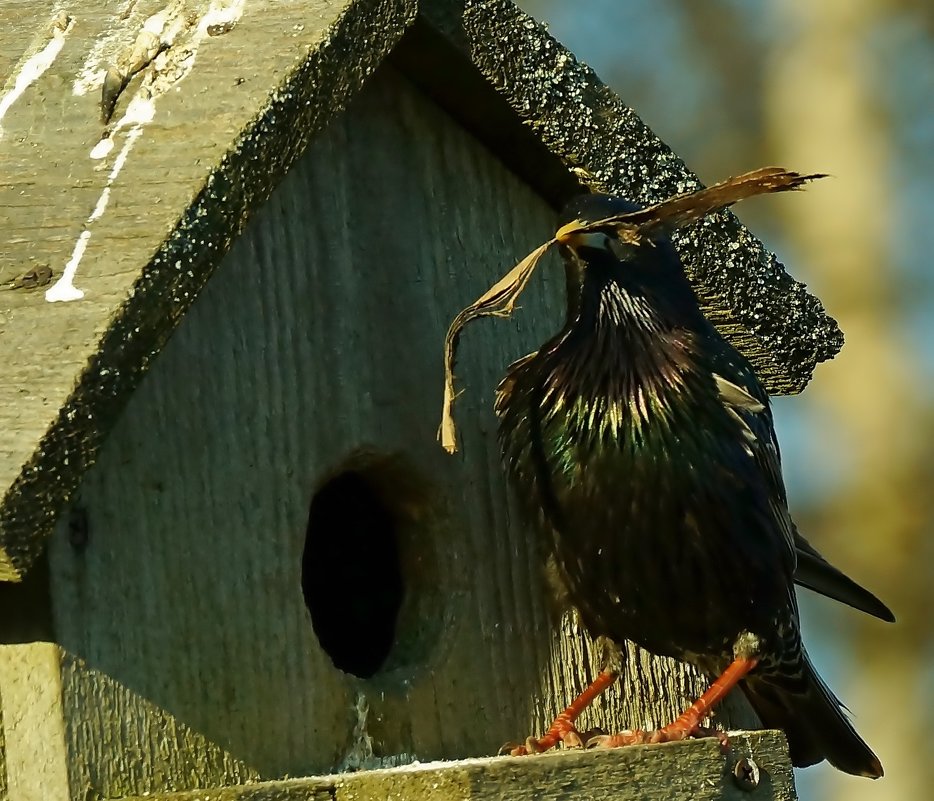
0;642;258;801
0;0;416;580
117;732;795;801
46;67;757;782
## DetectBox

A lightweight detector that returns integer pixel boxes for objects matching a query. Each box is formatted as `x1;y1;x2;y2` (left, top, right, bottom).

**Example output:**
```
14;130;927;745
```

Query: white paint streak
89;136;114;160
202;0;247;30
50;0;249;303
73;67;105;97
47;126;145;302
91;95;156;161
89;188;111;222
109;126;145;178
0;15;74;138
143;9;172;36
46;231;91;302
73;0;137;95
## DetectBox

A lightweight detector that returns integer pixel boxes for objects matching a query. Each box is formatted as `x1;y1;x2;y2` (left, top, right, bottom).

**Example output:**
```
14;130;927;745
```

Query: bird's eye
606;236;630;261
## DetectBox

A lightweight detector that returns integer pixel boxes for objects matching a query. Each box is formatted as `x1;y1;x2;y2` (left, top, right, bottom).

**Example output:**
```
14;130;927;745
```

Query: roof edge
421;0;844;387
0;0;417;581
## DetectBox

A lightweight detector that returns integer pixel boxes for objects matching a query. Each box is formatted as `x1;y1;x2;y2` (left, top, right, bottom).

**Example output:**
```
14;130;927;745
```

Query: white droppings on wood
71;0;176;97
46;230;90;302
73;0;166;95
0;13;74;138
49;0;249;303
202;0;248;32
47;110;149;303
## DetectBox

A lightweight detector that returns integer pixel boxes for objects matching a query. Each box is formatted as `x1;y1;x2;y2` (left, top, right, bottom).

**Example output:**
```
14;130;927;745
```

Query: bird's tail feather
793;535;895;622
742;651;883;779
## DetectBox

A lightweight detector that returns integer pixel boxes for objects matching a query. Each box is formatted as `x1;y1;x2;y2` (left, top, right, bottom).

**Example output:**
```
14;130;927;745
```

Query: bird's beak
555;220;583;244
556;225;605;250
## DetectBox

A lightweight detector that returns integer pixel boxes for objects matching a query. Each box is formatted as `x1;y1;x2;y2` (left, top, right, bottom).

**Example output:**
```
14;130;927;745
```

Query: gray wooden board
46;67;758;781
0;642;258;801
117;731;796;801
0;0;416;580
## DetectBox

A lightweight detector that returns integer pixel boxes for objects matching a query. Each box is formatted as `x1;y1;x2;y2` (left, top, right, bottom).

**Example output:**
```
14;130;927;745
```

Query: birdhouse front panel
43;67;593;778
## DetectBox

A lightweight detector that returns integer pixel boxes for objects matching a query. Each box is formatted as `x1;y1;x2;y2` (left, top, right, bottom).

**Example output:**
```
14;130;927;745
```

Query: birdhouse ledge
120;731;795;801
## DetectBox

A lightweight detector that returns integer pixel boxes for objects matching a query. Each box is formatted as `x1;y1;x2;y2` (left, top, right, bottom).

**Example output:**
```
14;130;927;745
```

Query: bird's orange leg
505;670;619;756
588;656;759;748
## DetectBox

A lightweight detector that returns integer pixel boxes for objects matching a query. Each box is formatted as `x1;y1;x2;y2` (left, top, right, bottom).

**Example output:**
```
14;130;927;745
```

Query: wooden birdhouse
0;1;838;799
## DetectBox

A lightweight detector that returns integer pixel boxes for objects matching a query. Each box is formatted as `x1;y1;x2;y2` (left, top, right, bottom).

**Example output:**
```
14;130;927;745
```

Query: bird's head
556;194;642;262
552;192;704;332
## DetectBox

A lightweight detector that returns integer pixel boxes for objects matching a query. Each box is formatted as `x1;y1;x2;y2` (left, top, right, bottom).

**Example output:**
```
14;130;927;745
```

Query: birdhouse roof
0;0;842;581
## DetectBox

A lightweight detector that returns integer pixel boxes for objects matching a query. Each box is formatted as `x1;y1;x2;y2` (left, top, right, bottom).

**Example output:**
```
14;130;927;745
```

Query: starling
493;176;893;777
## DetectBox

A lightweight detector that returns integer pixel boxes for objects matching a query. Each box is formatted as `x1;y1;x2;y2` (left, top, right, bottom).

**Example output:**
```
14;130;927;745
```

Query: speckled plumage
495;195;891;777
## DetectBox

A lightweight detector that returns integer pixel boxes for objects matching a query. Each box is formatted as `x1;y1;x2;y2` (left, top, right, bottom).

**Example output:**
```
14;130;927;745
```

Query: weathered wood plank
46;66;757;781
117;731;795;801
0;0;417;580
0;642;258;801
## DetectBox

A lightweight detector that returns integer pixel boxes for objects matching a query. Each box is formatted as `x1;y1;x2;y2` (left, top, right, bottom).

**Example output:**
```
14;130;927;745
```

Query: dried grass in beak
438;168;826;453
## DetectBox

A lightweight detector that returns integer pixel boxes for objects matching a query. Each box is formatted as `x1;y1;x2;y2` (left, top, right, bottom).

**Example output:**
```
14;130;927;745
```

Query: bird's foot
586;723;729;751
585;656;756;753
499;670;620;757
500;714;587;756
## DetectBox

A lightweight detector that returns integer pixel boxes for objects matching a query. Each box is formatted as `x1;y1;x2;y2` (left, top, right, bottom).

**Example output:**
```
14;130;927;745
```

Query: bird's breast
498;341;780;659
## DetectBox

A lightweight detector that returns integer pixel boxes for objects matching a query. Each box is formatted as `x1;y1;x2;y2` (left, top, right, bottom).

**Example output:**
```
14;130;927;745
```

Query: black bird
494;184;893;777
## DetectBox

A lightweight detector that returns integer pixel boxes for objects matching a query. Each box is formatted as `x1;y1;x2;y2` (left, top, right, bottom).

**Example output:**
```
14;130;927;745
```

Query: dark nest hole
302;452;444;680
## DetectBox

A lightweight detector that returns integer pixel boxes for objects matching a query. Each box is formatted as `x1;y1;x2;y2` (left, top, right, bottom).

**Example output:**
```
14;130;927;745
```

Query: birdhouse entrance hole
302;452;442;680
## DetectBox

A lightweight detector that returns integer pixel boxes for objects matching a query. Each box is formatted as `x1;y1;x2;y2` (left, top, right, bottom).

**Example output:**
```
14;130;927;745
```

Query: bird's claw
498;737;552;757
586;725;730;751
586;729;649;748
500;723;589;756
561;728;585;748
498;737;548;757
705;727;732;753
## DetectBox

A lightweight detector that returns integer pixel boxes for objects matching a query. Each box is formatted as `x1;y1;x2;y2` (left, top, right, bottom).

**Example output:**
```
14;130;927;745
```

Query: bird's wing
713;362;894;622
713;368;798;564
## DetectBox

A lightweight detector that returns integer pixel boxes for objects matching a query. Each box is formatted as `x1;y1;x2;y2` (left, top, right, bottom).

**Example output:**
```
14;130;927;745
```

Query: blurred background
515;1;933;798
